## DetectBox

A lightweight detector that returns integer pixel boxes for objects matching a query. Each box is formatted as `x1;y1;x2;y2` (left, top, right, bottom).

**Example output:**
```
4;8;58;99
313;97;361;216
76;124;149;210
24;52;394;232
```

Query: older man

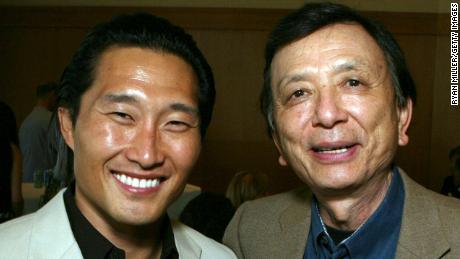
223;3;460;258
0;13;235;259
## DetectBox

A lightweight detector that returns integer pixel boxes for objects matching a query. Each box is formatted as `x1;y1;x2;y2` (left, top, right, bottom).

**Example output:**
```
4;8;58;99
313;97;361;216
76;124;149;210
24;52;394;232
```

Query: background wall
0;1;458;195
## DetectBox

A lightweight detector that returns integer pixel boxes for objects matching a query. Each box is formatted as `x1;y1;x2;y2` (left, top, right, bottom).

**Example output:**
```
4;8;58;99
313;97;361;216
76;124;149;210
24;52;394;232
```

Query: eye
292;89;305;98
114;112;131;119
110;112;134;124
346;79;361;87
166;120;190;132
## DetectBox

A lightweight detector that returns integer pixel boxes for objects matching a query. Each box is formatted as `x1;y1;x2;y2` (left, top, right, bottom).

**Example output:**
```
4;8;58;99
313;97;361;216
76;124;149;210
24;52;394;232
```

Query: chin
111;207;164;226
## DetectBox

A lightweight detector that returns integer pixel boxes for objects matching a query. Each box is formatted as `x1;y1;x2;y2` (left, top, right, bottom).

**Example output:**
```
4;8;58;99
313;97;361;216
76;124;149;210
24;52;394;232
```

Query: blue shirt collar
305;166;405;258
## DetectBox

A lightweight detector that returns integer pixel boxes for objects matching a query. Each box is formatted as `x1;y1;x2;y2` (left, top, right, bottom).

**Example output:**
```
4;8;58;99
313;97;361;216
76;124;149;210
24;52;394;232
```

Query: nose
311;87;348;128
125;126;165;169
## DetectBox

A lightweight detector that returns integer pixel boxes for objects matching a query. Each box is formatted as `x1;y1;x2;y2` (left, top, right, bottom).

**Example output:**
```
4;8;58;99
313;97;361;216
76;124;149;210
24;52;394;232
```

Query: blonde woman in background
226;171;269;208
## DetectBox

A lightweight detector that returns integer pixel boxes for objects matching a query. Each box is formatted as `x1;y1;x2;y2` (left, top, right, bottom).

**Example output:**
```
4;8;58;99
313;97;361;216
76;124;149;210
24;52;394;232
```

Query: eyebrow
277;73;309;89
332;61;361;73
102;93;140;104
277;60;366;89
170;103;199;116
101;93;198;116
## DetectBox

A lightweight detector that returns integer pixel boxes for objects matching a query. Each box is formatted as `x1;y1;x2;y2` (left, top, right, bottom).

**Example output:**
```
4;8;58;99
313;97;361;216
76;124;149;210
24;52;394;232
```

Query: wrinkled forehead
270;23;388;80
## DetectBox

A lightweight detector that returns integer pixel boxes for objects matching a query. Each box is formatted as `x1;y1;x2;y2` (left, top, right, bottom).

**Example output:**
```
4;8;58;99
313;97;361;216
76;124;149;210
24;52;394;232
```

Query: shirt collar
309;166;405;258
63;182;179;259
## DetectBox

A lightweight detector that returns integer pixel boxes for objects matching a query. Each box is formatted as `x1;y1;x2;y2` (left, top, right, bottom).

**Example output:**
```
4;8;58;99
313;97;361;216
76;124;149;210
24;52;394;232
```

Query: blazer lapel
278;188;312;259
396;171;450;258
29;189;83;259
172;221;202;259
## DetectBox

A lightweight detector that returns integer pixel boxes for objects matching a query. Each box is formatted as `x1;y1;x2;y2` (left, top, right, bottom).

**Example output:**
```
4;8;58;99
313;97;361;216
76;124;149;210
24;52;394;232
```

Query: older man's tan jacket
223;170;460;258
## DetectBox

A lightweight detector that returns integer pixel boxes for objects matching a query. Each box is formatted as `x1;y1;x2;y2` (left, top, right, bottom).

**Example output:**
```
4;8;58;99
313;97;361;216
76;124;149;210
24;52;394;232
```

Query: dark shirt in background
441;175;460;198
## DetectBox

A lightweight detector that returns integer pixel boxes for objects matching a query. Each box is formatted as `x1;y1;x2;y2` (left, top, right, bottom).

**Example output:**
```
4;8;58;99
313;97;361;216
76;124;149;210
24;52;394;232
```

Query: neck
315;170;392;231
75;196;163;259
105;219;163;259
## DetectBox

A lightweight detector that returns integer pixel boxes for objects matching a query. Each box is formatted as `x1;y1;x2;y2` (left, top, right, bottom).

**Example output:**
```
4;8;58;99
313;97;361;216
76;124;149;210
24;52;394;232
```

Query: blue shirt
303;167;405;259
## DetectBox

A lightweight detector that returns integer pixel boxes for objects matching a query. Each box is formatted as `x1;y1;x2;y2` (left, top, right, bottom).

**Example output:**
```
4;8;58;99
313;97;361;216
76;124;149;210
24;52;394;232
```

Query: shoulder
172;221;236;259
234;187;311;222
0;210;36;257
0;190;80;258
419;187;460;255
401;170;460;212
425;188;460;234
222;188;311;258
400;170;460;255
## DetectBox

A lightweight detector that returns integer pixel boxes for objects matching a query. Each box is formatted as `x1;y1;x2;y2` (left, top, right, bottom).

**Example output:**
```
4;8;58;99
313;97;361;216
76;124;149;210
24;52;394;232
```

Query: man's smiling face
59;46;201;226
270;23;412;196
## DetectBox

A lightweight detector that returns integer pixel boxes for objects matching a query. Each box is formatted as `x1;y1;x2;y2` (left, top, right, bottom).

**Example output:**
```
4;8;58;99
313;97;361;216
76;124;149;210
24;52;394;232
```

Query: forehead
92;46;197;94
77;46;198;114
96;46;195;81
271;23;387;80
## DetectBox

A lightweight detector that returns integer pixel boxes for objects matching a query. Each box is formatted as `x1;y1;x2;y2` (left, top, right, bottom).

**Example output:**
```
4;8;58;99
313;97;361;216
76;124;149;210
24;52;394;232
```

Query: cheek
76;120;129;158
165;133;201;168
344;95;371;119
276;105;312;142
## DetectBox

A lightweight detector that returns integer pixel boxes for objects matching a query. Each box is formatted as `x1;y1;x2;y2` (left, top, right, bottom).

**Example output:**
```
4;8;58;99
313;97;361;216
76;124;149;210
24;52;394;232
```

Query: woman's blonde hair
226;171;268;208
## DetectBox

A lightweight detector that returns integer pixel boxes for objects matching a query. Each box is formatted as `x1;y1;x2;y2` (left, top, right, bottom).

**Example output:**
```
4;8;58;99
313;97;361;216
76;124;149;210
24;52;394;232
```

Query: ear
58;107;75;151
272;132;288;166
397;98;413;146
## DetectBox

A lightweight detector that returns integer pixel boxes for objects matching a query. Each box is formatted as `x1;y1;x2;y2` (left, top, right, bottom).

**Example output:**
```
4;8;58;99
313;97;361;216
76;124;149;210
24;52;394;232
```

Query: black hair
260;2;417;134
50;13;214;184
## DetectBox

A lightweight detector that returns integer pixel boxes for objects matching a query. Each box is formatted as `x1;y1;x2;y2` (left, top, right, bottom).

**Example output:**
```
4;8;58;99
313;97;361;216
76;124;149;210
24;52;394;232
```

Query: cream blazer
0;189;236;259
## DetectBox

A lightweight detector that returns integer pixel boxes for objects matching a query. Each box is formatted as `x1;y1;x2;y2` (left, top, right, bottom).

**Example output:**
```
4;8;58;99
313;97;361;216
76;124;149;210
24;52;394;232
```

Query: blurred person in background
441;145;460;198
226;171;269;208
180;191;235;242
0;101;23;223
19;82;58;183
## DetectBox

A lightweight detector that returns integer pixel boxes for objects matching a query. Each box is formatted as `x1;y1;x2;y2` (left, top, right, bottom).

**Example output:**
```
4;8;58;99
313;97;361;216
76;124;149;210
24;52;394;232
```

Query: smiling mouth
113;173;163;189
312;145;356;154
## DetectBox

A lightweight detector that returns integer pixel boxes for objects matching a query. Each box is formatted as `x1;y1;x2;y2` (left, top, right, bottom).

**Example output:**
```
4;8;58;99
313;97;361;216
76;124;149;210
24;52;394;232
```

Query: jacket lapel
172;221;202;258
29;189;83;259
278;188;312;259
397;171;450;258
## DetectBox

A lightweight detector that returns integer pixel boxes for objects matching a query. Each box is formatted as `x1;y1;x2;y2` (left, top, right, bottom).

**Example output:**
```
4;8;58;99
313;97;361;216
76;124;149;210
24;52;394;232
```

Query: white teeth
318;147;348;154
114;173;161;189
132;178;140;188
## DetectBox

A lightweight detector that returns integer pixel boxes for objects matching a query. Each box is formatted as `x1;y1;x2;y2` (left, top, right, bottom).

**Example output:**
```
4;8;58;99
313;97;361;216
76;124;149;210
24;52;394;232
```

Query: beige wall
0;0;451;13
0;5;457;194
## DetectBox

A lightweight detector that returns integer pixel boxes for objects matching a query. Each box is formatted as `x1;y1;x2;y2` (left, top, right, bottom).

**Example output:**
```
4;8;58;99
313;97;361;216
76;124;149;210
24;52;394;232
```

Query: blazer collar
279;188;312;259
275;170;451;259
30;190;206;259
397;169;450;258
